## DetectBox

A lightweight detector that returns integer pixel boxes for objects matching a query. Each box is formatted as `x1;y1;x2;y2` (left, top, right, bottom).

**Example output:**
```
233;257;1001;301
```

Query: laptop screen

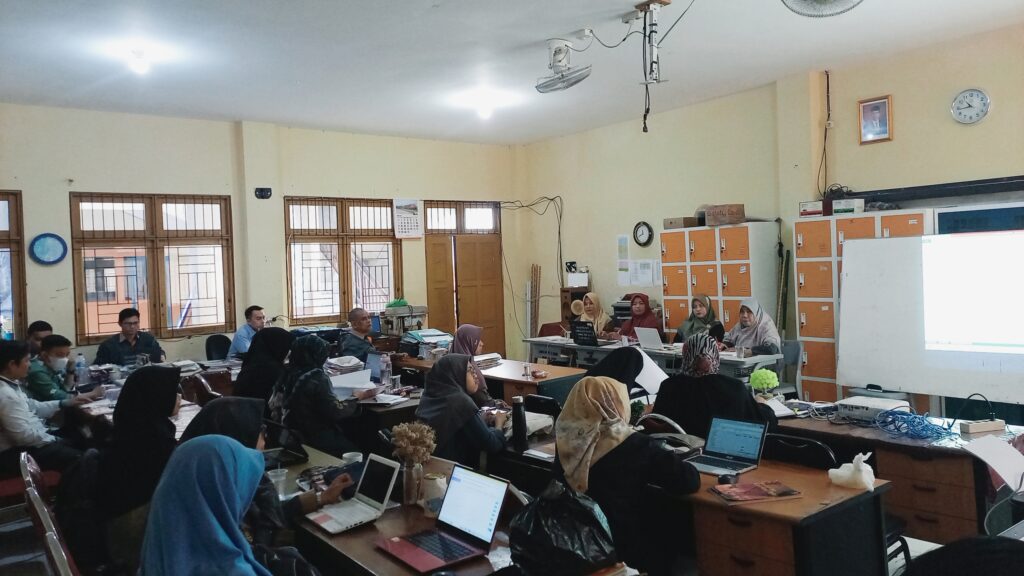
438;466;508;544
704;418;766;463
366;351;382;383
357;456;397;508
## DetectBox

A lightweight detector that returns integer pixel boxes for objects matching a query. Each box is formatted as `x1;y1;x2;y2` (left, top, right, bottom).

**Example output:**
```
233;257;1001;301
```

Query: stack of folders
473;353;502;370
326;356;365;374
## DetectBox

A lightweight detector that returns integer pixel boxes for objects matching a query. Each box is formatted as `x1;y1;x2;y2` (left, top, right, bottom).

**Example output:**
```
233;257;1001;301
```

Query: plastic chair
26;487;57;537
205;334;232;360
776;340;802;398
635;413;687;435
45;531;80;576
180;374;223;406
19;451;60;501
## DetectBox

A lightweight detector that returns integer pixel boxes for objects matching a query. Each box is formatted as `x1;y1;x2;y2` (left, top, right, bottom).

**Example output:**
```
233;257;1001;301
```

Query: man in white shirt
227;305;266;358
0;340;90;474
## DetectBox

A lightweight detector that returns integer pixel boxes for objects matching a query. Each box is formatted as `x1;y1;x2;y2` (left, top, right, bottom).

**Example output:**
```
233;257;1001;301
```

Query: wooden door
663;265;688;297
881;213;926;238
798;301;835;338
425;235;456;335
664;298;689;332
455;235;506;357
835;216;875;257
718;226;750;261
721;299;743;331
690;264;719;297
796;261;833;299
687;229;717;262
721;263;751;297
795;220;831;258
661;231;687;263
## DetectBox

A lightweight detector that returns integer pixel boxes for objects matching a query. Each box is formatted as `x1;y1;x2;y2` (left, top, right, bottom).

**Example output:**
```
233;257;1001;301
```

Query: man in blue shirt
93;308;166;366
227;305;266;358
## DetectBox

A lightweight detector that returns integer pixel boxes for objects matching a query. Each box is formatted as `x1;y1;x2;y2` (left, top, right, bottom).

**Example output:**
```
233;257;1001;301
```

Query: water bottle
512;395;528;453
380;354;392;390
75;353;90;387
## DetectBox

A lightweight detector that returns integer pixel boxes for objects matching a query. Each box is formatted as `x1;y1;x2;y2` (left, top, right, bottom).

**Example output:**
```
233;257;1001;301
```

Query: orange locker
802;379;839;402
881;213;925;238
795;220;831;259
718;226;749;261
687;229;717;262
796;261;833;299
721;299;743;331
662;265;688;297
721;263;751;297
661;231;687;263
798;301;835;339
690;264;719;297
801;341;836;380
664;298;689;330
835;217;875;257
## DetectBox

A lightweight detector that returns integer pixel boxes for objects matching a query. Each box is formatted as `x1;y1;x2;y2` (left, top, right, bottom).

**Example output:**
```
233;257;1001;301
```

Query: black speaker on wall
254;187;272;199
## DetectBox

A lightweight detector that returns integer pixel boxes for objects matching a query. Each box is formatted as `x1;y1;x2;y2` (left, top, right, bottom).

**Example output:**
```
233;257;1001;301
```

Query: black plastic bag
509;479;617;576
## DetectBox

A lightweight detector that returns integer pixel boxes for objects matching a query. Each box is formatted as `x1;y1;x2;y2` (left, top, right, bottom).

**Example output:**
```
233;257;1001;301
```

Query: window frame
424;200;502;235
0;191;27;338
70;192;236;344
284;197;404;325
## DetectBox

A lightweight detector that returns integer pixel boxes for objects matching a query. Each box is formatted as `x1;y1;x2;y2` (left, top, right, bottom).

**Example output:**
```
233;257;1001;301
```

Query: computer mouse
717;473;738;485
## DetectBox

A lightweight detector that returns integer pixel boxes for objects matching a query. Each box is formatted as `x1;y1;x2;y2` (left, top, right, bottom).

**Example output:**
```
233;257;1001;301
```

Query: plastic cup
342;452;363;465
267;468;289;495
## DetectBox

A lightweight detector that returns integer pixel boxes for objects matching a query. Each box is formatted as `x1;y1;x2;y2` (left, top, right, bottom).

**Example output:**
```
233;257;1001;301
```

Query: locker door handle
802;351;808;365
665;309;670;320
796;233;804;247
691;274;697;286
720;239;726;253
661;242;667;254
688;240;695;253
724;310;730;323
800;312;806;326
722;274;729;288
798;273;805;287
838;231;846;244
883;228;891;238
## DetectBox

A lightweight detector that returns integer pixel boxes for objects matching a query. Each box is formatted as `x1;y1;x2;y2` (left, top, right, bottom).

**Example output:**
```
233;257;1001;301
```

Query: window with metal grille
424;200;500;234
284;197;403;324
70;193;235;343
0;192;26;337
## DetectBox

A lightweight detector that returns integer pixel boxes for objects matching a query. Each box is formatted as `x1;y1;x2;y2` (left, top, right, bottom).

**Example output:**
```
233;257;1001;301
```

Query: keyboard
689;455;749;471
406;530;474;562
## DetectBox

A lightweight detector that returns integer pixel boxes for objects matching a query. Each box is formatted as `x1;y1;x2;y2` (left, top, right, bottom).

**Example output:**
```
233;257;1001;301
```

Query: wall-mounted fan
536;39;592;93
782;0;863;18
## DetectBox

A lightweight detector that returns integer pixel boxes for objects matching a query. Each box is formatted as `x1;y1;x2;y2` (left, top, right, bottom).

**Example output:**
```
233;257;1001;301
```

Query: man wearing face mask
25;335;103;402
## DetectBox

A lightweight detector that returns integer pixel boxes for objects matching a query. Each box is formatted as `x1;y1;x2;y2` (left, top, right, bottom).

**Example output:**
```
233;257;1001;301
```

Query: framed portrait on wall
859;95;892;144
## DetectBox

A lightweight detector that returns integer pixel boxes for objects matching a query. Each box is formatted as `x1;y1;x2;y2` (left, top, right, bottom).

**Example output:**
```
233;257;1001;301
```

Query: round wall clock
633;221;654;247
951;88;990;124
28;233;68;265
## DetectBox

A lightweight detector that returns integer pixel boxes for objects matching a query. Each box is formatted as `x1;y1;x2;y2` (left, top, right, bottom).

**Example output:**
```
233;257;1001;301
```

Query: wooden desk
294;456;508;576
354;397;421;457
392;356;434;373
481;360;585;405
80;399;201;441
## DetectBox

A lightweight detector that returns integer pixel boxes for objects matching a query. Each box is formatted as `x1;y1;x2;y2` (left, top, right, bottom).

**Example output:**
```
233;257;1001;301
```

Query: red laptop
377;465;508;573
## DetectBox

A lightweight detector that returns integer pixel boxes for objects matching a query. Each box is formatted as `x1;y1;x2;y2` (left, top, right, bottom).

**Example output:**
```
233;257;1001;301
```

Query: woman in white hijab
721;298;781;355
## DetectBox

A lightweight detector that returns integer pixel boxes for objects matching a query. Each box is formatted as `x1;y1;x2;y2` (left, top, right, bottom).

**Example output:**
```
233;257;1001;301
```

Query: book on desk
710;480;802;505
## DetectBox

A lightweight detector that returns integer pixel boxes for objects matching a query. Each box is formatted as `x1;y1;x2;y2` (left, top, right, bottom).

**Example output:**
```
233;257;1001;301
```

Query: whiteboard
838;232;1024;404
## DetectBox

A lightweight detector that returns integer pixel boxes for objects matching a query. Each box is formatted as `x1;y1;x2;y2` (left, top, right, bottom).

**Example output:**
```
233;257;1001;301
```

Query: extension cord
959;419;1006;434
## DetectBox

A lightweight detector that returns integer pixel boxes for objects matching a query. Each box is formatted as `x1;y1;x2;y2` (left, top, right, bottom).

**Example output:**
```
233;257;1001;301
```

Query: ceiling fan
782;0;864;17
535;39;592;93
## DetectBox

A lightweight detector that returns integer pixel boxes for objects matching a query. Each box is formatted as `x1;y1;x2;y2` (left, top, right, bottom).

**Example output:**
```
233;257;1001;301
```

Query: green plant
750;368;780;393
630;400;645;426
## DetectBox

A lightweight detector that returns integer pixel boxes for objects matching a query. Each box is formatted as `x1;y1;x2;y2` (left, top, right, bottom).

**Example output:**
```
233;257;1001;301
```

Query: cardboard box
831;198;865;214
704;204;746;226
663;216;700;230
799;201;823;218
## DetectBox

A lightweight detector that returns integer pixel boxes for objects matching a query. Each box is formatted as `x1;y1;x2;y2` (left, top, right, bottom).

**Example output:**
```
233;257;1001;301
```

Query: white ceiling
2;1;1023;145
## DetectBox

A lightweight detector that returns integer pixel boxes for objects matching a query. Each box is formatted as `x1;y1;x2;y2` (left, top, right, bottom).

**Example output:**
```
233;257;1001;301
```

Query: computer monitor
366;351;382;383
370;314;382;334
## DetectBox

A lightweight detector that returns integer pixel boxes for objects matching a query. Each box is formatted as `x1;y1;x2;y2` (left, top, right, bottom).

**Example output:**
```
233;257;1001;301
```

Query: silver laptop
686;418;767;476
305;454;400;534
635;327;672;351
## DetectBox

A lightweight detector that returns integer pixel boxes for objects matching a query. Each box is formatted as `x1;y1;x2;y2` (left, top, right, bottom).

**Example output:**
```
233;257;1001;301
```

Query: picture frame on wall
859;95;892;145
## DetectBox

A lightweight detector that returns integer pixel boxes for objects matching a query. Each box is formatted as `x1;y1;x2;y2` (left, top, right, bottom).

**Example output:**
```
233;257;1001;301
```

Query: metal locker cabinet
721;263;752;297
796;261;833;299
687;229;717;262
881;213;926;238
663;265;688;297
797;301;835;339
664;299;689;332
661;231;687;263
718;226;750;261
721;299;743;332
690;264;719;297
802;341;837;380
835;216;875;257
794;220;832;258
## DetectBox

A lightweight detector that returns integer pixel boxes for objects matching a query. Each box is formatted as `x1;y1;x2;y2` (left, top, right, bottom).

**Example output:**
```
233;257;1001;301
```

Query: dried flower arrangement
391;422;436;465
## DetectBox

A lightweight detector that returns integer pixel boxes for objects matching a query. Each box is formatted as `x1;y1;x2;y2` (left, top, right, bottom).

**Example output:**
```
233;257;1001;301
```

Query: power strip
959;419;1006;434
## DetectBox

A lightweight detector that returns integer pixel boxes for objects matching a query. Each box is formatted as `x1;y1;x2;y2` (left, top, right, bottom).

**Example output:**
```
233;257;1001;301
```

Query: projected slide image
922;234;1024;354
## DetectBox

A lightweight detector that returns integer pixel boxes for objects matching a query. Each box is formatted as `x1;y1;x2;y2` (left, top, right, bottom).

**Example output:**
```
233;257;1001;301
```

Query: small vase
402;461;424;505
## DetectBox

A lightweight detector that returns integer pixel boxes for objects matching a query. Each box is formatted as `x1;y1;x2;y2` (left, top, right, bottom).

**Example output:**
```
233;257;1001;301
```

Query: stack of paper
473;353;502;370
325;356;364;374
329;370;374;399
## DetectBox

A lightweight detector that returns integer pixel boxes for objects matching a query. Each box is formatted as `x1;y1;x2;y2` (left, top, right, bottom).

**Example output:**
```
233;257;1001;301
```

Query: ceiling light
97;37;180;75
447;87;522;120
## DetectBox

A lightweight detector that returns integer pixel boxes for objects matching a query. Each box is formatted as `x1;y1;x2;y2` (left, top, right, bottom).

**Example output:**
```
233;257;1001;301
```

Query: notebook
377;465;508;573
306;454;400;534
686;418;767;475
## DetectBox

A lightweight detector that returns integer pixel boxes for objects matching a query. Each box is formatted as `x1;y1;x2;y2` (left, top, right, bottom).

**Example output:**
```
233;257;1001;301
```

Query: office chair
180;374;223;406
776;340;802;399
635;413;686;435
205;334;232;360
524;394;561;421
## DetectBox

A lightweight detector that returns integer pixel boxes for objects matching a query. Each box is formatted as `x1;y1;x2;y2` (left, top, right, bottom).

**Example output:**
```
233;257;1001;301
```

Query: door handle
796;232;804;247
798;273;806;287
661;242;666;254
691;274;697;286
802;351;808;365
688;240;695;253
838;230;846;244
800;312;807;326
722;274;729;288
720;239;726;253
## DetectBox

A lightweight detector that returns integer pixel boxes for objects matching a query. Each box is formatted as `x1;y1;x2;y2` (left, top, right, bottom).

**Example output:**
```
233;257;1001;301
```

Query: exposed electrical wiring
499;196;565;338
657;0;698;46
817;70;832;197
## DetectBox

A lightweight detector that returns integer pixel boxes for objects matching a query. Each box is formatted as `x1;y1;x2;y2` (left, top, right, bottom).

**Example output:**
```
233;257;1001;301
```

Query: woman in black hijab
416;354;505;469
234;327;294;402
585;347;647;397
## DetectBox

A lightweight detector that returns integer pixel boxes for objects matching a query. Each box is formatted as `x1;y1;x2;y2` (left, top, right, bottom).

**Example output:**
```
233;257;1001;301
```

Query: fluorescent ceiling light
96;37;181;75
447;86;522;120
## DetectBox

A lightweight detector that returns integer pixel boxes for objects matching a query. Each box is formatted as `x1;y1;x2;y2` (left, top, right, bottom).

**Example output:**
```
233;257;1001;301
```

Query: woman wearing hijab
579;292;614;336
555;377;700;576
181;397;354;547
616;293;663;340
674;294;722;343
450;324;500;408
585;346;646;398
416;354;506;469
269;335;364;458
721;297;781;355
654;333;777;439
234;327;295;402
140;435;319;576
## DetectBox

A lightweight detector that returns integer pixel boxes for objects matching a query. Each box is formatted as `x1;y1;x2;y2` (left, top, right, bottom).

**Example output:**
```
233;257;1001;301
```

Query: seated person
269;335;370;458
416;354;506;469
228;305;266;358
579;292;615;337
555;376;700;576
233;327;295;403
585;346;646;398
93;308;166;366
674;294;723;343
0;340;90;474
139;435;320;576
450;324;501;407
615;293;663;340
338;307;374;362
26;334;104;402
27;320;53;357
720;297;781;355
654;333;777;439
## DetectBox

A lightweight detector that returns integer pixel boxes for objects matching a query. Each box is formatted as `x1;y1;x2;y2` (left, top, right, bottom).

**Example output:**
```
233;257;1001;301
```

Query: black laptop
570;320;616;347
262;420;309;469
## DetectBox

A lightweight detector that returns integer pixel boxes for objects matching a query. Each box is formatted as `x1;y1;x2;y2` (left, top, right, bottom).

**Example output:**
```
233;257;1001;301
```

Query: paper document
963;435;1024;490
330;370;374;392
326;356;363;369
523;449;555;462
359;394;408;406
634;349;668;395
765;397;796;418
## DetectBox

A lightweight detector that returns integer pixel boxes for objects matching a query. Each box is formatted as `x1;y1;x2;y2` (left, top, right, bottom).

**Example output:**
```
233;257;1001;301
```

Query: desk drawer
885;475;976;521
887;504;977;545
502;382;537;404
875;448;974;488
694;506;794;565
697;543;794;576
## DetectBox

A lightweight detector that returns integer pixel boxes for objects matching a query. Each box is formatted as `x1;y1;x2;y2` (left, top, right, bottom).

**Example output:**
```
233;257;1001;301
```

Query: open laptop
570;321;615;347
377;465;508;573
306;454;400;534
261;420;309;469
635;327;673;351
366;350;383;383
686;418;767;475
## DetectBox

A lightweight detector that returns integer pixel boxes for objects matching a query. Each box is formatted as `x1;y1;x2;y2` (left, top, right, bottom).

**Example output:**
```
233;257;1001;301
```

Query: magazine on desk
710;481;802;505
